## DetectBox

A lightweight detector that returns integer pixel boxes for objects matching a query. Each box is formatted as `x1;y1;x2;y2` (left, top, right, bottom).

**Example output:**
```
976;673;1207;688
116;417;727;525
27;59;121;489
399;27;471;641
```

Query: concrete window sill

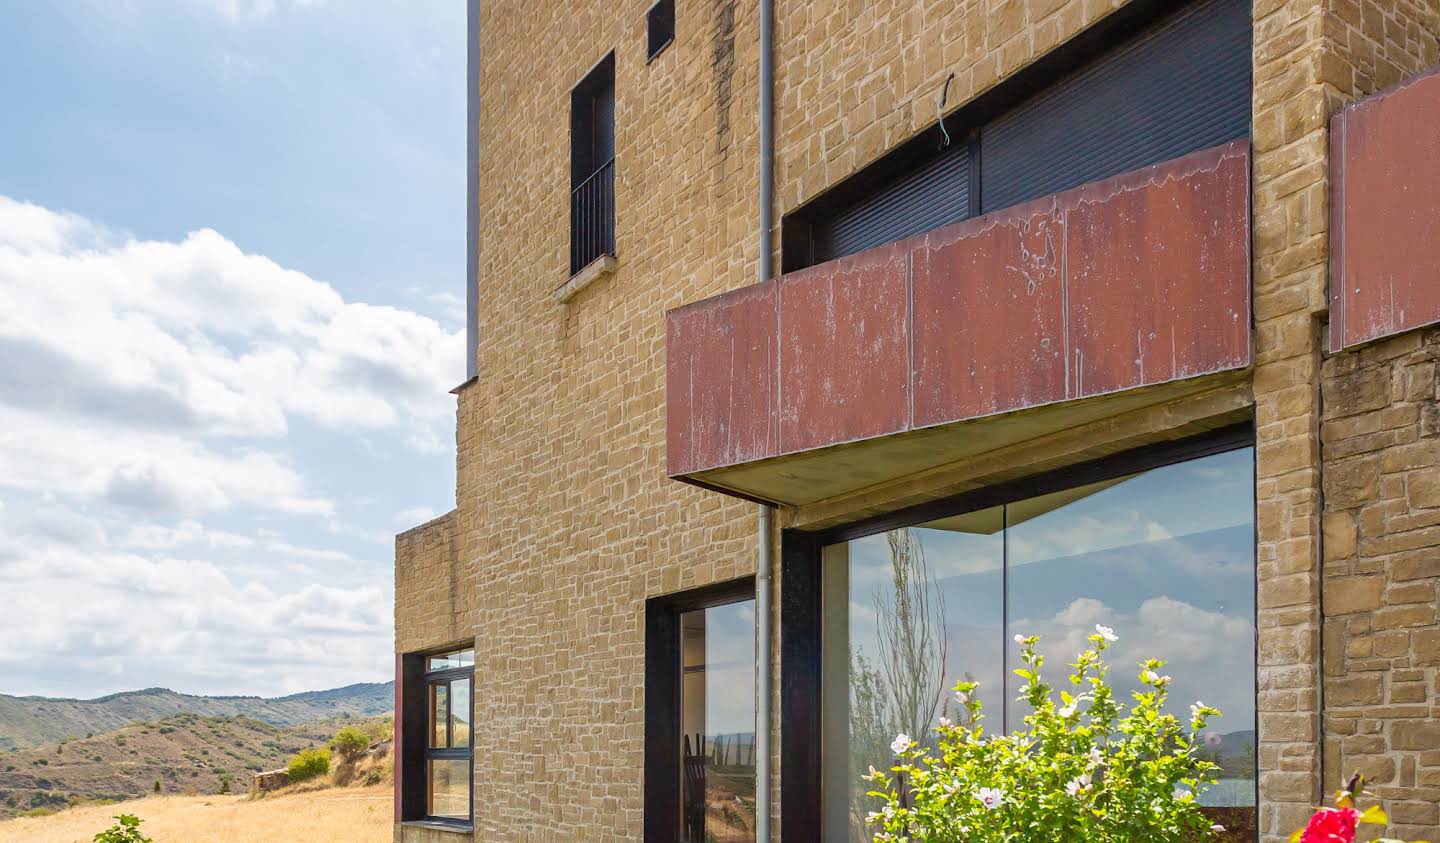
400;820;473;835
555;254;617;303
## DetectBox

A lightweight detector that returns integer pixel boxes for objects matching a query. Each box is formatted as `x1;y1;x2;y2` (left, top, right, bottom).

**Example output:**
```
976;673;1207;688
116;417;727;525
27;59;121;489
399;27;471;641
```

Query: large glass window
680;601;757;843
646;582;757;843
819;447;1256;843
423;648;473;822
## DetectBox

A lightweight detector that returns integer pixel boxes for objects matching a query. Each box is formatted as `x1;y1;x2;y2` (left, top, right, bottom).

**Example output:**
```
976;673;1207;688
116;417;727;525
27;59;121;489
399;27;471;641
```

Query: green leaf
1359;804;1389;825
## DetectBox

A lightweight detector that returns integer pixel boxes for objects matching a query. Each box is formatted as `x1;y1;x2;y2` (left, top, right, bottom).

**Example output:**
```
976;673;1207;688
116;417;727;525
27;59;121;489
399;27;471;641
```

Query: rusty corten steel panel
777;239;911;453
665;280;778;477
1331;65;1440;351
911;201;1067;428
1066;139;1251;398
665;141;1252;483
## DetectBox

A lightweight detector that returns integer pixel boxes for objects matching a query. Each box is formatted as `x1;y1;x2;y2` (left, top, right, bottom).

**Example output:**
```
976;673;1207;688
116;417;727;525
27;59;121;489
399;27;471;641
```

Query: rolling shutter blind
979;0;1251;213
814;142;970;264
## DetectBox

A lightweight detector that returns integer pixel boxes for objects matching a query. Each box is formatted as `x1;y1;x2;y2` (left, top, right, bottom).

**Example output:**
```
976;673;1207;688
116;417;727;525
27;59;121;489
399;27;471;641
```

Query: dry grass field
0;784;393;842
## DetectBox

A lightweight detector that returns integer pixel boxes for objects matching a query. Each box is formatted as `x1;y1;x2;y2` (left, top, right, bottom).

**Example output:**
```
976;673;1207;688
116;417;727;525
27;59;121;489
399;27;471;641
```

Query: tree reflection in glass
821;447;1256;843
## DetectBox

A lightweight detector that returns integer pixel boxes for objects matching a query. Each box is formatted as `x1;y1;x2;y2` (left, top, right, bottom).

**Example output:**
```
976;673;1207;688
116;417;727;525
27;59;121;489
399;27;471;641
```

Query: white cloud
122;519;257;551
1014;596;1255;728
0;196;461;516
0;504;390;696
206;0;328;25
395;505;437;526
0;195;456;697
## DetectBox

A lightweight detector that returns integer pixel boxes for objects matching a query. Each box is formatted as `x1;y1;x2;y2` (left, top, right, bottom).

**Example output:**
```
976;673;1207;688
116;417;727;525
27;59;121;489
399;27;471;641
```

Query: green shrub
92;814;151;843
865;628;1225;843
285;747;331;782
329;726;370;760
18;806;56;818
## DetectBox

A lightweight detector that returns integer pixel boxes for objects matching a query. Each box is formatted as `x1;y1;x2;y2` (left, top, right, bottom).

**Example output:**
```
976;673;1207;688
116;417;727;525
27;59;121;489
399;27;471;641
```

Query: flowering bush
864;627;1227;842
1291;773;1426;843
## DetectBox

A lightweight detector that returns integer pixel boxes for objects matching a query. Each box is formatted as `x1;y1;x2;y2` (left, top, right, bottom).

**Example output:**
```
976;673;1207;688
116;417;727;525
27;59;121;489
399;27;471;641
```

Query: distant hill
0;712;389;819
0;683;393;753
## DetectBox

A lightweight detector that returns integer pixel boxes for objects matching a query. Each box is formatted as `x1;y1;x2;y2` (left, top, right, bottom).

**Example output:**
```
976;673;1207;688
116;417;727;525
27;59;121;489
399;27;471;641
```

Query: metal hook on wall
936;71;955;149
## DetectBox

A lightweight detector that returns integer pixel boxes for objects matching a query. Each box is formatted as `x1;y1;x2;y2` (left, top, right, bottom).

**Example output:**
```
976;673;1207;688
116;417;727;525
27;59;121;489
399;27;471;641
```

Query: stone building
393;0;1440;840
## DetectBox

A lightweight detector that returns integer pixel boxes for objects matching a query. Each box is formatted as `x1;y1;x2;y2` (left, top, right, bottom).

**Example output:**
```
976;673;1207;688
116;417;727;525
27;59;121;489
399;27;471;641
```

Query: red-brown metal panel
664;141;1252;484
777;239;911;452
665;280;778;477
1066;140;1251;398
911;201;1067;427
1331;65;1440;351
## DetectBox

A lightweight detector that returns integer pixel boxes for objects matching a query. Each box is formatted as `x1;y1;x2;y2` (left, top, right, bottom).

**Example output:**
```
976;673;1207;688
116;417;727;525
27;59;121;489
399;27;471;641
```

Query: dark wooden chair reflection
682;734;707;842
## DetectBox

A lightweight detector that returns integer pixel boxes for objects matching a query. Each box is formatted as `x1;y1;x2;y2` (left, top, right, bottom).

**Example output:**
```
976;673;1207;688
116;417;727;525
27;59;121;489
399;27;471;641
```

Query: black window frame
779;422;1258;842
644;576;757;843
646;0;675;62
399;644;475;828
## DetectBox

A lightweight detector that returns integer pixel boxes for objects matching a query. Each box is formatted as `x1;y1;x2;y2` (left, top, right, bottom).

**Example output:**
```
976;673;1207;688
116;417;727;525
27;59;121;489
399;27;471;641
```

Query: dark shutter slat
816;143;970;262
980;0;1251;213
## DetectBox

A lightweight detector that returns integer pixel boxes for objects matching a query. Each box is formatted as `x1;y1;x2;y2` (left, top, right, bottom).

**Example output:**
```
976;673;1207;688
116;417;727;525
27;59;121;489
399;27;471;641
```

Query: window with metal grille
571;54;617;276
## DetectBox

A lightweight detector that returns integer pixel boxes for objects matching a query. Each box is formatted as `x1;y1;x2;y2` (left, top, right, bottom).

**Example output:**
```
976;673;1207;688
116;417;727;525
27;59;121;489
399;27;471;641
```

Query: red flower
1300;807;1360;843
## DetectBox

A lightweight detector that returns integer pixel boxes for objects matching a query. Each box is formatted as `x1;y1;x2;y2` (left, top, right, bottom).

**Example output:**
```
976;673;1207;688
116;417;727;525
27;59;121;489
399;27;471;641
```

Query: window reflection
430;682;448;748
449;678;471;748
428;758;469;819
821;508;1003;842
820;448;1256;843
680;601;756;843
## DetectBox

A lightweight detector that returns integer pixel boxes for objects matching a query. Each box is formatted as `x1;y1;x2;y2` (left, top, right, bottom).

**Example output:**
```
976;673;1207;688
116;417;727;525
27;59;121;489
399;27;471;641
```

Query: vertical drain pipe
755;0;775;837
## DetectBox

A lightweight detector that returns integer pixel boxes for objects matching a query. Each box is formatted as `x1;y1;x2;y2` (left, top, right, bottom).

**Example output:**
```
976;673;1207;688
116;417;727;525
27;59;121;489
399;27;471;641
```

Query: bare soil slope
0;785;392;843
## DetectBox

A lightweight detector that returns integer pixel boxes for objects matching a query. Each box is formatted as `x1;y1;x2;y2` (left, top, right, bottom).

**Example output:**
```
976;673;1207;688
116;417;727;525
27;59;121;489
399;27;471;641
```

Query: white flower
1142;669;1160;684
1088;747;1103;765
1210;824;1227;833
955;690;970;705
938;716;953;728
1158;674;1171;687
1013;633;1026;645
975;787;1004;809
1065;774;1092;796
1095;624;1118;642
1189;701;1204;719
865;811;882;825
1174;787;1192;801
1058;701;1078;718
891;733;913;755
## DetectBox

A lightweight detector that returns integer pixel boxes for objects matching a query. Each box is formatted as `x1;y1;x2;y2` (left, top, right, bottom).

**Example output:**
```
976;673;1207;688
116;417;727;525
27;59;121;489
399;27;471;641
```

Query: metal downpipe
755;0;775;838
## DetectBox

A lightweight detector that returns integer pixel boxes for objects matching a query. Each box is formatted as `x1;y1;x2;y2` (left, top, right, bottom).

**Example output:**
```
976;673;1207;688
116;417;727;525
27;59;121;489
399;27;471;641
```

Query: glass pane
427;758;470;820
820;507;1005;843
429;682;448;749
449;678;472;748
1004;447;1256;838
680;600;756;843
427;648;475;672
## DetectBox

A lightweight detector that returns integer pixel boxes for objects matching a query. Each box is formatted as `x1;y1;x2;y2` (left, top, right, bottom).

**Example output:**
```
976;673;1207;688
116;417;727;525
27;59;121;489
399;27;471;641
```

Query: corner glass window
819;447;1257;843
423;647;473;822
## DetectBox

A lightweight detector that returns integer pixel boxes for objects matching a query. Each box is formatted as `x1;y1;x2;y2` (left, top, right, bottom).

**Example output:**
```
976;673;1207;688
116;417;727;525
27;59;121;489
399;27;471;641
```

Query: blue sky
0;0;465;698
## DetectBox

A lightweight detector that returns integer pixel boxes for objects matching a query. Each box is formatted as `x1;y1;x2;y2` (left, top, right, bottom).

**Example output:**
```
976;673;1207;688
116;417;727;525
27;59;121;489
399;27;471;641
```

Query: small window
645;579;757;843
647;0;675;62
400;645;474;825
